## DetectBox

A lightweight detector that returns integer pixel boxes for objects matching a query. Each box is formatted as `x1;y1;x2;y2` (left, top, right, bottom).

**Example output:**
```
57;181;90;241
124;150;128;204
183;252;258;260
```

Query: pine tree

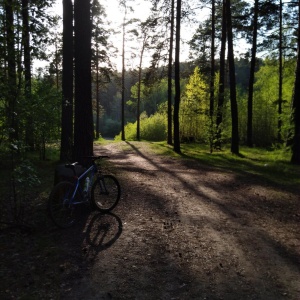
73;0;94;162
60;0;74;161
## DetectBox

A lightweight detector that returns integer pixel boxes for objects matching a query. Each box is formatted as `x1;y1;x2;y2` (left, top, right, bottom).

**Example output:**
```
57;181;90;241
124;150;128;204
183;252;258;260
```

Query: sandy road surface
58;141;300;300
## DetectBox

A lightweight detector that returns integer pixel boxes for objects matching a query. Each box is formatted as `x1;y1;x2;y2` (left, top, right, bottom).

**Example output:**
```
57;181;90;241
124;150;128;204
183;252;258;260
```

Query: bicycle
48;156;121;228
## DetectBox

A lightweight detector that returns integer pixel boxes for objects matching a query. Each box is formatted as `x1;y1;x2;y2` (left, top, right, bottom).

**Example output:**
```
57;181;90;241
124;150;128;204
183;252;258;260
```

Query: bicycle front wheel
91;175;121;212
48;181;78;228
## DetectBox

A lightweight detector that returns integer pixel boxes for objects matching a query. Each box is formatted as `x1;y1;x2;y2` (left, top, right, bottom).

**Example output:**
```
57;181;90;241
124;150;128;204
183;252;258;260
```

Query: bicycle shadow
81;211;123;259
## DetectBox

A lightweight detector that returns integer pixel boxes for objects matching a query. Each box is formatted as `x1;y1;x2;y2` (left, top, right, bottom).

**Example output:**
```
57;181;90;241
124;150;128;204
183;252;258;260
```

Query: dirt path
58;141;300;300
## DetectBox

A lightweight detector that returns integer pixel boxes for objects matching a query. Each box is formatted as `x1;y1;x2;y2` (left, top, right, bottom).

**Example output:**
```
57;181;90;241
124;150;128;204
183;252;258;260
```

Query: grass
146;141;300;188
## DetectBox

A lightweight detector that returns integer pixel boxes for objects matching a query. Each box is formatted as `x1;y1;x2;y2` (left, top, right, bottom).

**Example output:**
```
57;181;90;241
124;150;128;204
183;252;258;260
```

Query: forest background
1;0;300;165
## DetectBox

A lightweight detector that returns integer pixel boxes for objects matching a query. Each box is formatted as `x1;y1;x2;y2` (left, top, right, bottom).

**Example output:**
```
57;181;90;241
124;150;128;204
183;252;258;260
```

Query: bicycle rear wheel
48;181;78;228
91;175;121;212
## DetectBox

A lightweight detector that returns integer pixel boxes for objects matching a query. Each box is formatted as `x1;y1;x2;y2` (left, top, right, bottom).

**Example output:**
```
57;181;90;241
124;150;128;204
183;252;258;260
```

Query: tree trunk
54;39;60;90
22;0;34;150
226;0;239;155
96;45;100;139
173;0;181;154
60;0;74;162
167;0;175;145
278;0;283;142
73;0;94;163
209;0;216;153
5;0;18;142
121;6;127;141
291;0;300;164
137;47;144;141
215;0;227;150
247;0;258;148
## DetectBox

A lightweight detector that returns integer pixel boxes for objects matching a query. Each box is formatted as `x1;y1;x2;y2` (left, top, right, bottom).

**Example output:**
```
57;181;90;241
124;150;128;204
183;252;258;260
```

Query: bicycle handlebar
81;155;109;160
65;156;109;172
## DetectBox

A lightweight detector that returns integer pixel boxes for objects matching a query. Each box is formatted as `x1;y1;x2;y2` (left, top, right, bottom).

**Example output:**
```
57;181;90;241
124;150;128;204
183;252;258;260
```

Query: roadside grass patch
148;142;300;188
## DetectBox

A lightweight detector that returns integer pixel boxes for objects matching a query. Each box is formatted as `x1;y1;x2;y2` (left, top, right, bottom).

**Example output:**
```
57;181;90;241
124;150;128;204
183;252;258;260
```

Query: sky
34;0;206;72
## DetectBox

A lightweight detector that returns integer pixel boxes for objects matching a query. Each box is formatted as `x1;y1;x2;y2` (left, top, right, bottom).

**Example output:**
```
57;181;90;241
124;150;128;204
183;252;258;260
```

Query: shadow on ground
43;141;300;300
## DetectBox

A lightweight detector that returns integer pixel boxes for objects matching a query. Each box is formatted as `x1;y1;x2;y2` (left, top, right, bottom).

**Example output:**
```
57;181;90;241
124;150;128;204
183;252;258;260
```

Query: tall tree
5;0;18;142
73;0;94;162
136;32;145;141
133;17;158;140
291;0;300;164
120;1;128;141
278;0;283;142
215;0;227;150
209;0;216;153
22;0;34;149
95;27;101;140
226;0;239;154
173;0;181;153
47;26;62;90
247;0;258;148
167;0;175;145
180;66;209;141
60;0;73;161
91;0;115;139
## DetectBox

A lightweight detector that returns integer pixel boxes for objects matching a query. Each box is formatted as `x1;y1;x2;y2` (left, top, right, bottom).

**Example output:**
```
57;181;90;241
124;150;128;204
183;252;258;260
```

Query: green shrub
141;113;166;141
115;122;137;140
115;112;167;141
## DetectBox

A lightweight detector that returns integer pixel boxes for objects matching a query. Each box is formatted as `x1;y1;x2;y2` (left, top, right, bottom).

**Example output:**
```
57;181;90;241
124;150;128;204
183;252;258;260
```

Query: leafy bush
115;122;136;140
115;112;167;141
141;113;166;141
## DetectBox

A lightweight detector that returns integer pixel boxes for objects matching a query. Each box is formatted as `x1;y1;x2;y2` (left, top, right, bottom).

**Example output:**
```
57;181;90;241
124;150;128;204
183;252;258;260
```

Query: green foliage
0;73;61;158
251;58;295;146
237;86;249;143
14;159;41;189
31;77;61;157
140;113;166;141
115;122;137;140
95;57;297;155
115;111;166;141
179;66;210;142
128;78;171;116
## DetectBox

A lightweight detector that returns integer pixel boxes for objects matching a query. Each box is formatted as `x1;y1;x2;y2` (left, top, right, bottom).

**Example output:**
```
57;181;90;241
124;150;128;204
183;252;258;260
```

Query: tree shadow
121;141;300;269
75;141;300;299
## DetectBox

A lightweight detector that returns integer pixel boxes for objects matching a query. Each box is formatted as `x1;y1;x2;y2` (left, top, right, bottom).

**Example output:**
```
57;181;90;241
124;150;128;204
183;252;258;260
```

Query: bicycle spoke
91;175;120;212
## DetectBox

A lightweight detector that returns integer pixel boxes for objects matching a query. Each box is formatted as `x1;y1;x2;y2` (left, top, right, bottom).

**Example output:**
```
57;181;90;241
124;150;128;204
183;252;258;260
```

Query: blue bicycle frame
68;163;97;205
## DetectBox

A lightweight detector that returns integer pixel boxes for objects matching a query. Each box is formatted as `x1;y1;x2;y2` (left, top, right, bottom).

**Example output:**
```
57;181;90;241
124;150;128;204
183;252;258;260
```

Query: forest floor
1;141;300;300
